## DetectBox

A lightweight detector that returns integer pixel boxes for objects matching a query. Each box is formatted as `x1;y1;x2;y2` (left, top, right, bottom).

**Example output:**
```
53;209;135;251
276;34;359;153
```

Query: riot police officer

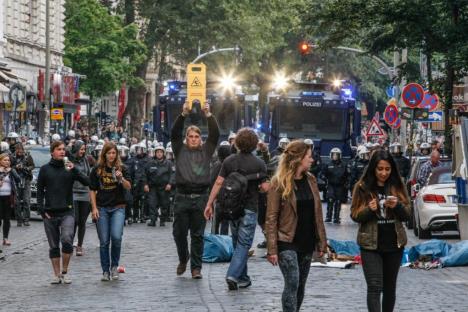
416;142;431;156
322;148;348;224
349;146;369;193
12;143;34;226
304;139;321;178
127;142;149;223
390;142;411;181
6;132;19;154
271;137;290;158
144;145;174;226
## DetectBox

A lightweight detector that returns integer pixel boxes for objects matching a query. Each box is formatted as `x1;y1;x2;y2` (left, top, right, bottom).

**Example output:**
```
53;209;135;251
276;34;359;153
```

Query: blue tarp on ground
202;234;234;263
440;241;468;267
328;239;360;256
408;239;451;262
408;239;468;267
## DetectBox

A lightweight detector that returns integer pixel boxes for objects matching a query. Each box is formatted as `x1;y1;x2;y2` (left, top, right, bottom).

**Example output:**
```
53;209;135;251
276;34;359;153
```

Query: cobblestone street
1;203;468;311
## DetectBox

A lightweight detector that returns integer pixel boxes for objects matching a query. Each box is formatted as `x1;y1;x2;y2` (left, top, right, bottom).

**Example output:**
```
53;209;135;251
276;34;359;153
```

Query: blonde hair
0;153;9;163
271;140;310;199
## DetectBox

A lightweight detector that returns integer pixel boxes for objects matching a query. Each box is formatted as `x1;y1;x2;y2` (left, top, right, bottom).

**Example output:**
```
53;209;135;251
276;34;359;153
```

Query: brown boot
191;269;202;279
176;255;189;276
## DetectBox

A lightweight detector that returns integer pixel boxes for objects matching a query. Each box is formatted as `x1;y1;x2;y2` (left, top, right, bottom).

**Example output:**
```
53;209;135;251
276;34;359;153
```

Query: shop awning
0;83;8;92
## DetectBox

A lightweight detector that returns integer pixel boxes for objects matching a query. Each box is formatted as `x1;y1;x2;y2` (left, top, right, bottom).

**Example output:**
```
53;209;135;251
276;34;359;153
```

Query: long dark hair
361;149;404;193
351;149;409;218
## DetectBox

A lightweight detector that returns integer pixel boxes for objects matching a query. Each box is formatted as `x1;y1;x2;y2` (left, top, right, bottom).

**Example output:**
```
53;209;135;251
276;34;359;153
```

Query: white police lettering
302;101;322;108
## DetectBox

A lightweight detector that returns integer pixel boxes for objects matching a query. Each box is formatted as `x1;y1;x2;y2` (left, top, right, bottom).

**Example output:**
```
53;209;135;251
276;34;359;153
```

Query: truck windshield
278;106;346;140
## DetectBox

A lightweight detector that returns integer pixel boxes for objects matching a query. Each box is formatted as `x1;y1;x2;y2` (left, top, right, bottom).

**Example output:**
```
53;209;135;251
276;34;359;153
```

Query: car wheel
417;216;431;239
407;205;414;230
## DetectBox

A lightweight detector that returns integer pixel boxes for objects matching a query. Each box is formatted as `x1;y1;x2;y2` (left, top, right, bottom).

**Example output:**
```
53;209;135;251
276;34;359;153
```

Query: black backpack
217;159;265;220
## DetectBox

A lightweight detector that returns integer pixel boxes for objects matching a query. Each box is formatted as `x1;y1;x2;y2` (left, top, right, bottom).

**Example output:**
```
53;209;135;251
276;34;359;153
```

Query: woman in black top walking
90;142;131;281
0;153;21;246
351;150;410;312
71;140;92;256
265;140;327;312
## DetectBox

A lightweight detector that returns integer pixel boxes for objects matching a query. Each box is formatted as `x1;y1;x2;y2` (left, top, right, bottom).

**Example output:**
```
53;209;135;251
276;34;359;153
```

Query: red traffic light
299;41;311;55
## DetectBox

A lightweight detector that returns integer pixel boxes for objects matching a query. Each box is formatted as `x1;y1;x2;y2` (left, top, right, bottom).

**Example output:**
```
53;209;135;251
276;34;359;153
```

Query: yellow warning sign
51;108;64;120
187;63;206;110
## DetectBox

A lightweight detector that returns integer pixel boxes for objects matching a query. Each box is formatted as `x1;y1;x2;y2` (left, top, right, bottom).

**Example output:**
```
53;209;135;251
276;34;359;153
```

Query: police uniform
144;157;175;226
323;159;348;223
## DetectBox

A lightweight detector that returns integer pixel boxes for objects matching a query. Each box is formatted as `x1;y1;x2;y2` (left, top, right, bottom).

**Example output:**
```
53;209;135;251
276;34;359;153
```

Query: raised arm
171;102;191;157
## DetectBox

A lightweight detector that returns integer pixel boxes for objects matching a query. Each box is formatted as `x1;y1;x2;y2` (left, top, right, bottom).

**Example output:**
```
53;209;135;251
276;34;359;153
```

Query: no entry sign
402;83;424;108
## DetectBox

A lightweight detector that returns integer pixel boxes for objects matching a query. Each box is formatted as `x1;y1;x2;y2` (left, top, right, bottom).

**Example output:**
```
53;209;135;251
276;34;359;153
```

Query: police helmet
119;137;127;145
278;138;290;150
228;133;236;142
220;141;230;146
92;144;103;159
68;130;76;138
98;139;105;145
304;139;314;149
420;142;431;155
118;145;129;158
166;142;172;149
0;142;9;152
91;135;99;143
389;143;402;155
129;144;138;157
358;146;370;160
147;147;155;157
51;133;61;142
155;145;165;154
330;147;342;161
7;132;19;139
135;142;147;154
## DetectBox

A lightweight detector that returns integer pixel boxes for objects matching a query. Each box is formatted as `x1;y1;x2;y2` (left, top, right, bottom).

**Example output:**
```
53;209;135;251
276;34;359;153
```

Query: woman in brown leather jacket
351;149;410;312
265;140;327;312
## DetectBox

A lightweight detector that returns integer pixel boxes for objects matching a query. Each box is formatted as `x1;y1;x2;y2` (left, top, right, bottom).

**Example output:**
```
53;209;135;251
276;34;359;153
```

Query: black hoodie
37;158;90;215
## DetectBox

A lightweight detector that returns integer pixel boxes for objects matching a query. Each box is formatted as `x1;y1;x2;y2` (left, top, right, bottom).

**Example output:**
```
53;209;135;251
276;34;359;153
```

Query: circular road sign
391;118;401;129
419;91;439;112
384;104;399;125
402;83;424;108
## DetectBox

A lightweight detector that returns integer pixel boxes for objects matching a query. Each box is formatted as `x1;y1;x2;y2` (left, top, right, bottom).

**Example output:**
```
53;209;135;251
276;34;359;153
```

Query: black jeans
73;201;91;246
278;250;313;312
147;186;170;222
361;248;403;312
15;180;31;222
0;196;12;239
172;192;207;270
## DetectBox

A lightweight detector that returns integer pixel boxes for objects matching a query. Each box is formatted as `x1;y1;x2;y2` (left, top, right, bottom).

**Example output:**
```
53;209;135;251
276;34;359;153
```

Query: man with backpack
204;128;269;290
171;101;219;279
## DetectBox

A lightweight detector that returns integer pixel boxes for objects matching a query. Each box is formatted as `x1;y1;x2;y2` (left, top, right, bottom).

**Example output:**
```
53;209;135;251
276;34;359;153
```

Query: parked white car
413;166;458;239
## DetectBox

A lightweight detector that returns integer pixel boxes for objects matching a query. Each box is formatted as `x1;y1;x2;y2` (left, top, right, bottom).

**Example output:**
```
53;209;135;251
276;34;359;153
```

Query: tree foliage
307;0;468;152
64;0;146;98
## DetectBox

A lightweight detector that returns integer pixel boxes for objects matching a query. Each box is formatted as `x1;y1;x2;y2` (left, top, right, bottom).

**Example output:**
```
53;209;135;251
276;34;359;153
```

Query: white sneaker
101;272;110;281
50;276;62;284
61;273;72;284
111;266;119;280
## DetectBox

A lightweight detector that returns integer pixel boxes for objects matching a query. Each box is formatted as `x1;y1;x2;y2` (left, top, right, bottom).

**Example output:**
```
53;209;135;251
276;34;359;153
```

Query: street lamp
272;71;289;91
